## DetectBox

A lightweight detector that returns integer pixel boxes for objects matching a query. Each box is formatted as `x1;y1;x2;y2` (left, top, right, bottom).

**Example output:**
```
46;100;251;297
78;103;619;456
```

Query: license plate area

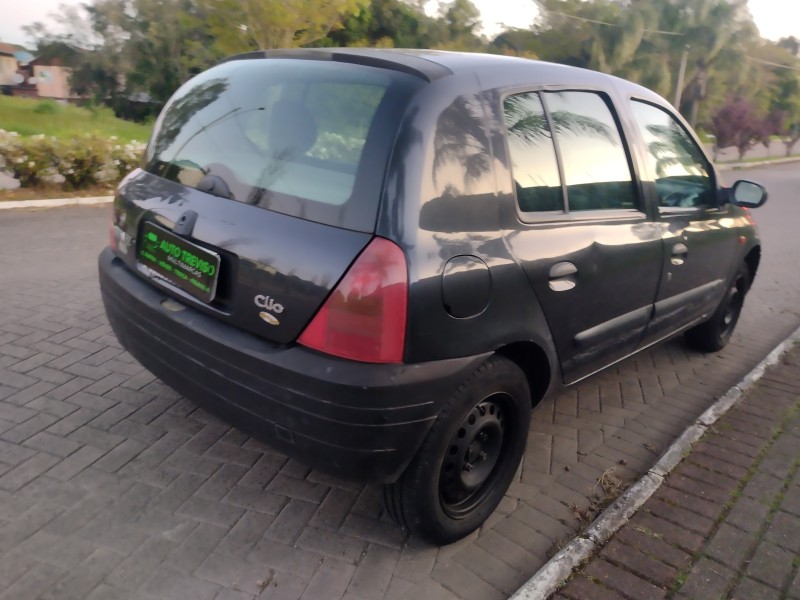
138;221;220;304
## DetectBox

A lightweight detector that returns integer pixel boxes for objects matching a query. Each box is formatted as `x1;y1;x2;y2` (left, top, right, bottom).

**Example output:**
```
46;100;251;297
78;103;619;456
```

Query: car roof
226;48;662;102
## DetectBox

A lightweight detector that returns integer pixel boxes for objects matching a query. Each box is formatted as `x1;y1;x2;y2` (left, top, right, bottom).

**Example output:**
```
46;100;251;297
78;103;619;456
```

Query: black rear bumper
99;248;488;483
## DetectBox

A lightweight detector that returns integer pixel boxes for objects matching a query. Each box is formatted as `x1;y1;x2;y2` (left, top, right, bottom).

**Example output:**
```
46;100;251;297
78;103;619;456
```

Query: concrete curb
716;156;800;170
0;196;113;210
509;324;800;600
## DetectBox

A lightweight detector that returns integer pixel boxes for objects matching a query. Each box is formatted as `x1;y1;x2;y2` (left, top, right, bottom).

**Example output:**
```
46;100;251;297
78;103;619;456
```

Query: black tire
685;263;750;352
384;355;531;545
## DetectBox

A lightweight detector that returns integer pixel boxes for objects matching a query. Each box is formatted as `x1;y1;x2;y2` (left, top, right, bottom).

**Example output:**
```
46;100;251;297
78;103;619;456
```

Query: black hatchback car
99;48;766;544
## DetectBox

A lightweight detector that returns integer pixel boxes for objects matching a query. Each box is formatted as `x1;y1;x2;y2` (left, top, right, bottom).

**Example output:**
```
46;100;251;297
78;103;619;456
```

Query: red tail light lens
298;237;408;363
109;222;118;252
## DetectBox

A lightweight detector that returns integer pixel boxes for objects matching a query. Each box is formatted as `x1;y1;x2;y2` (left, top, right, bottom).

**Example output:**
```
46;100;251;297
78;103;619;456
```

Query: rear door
499;90;663;383
627;100;738;344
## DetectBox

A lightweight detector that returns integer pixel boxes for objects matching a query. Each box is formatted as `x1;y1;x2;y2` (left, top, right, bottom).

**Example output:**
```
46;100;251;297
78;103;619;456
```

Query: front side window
629;100;714;209
503;90;637;214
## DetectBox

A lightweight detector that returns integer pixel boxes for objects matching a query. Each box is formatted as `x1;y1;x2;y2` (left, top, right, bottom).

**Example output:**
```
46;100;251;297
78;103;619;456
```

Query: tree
203;0;370;54
708;97;765;160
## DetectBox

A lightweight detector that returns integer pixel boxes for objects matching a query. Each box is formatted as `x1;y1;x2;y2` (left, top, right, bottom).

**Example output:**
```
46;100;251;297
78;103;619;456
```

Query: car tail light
298;237;408;363
109;222;118;252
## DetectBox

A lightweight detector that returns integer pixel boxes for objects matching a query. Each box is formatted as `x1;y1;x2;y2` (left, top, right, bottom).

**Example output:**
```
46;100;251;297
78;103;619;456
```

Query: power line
544;9;800;72
545;10;685;36
745;55;800;72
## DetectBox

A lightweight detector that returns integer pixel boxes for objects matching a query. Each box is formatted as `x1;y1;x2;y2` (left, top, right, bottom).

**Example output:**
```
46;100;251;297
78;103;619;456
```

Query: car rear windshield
144;58;423;232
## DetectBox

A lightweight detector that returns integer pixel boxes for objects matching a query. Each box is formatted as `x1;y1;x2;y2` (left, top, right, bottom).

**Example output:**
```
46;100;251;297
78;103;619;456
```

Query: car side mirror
730;180;767;208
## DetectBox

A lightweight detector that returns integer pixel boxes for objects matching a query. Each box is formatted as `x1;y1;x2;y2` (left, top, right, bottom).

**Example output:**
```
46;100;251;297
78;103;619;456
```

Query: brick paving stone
782;484;800;517
166;522;229;573
2;412;59;443
764;511;800;553
39;547;125;600
724;496;772;533
348;543;401;599
431;560;505;600
741;472;786;504
300;556;357;600
193;552;248;588
615;526;693;571
310;487;359;530
583;558;667;599
598;537;679;588
0;562;67;600
645;498;716;536
0;452;61;491
746;542;796;590
340;513;408;549
653;485;726;521
265;499;319;545
629;512;705;554
559;575;628;600
664;472;734;505
675;463;740;496
678;557;737;600
0;551;39;590
789;569;800;600
177;495;245;528
732;576;783;600
454;543;525;595
145;567;221;600
704;523;757;569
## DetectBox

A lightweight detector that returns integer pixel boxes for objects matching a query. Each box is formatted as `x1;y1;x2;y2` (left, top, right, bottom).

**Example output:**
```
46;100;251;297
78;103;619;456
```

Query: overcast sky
0;0;796;48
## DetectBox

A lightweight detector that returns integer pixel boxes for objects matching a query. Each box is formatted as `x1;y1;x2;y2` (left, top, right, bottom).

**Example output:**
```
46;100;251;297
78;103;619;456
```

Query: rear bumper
99;248;488;483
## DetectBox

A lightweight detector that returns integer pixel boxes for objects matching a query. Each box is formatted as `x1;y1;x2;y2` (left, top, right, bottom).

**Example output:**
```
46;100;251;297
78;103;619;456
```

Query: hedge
0;130;146;191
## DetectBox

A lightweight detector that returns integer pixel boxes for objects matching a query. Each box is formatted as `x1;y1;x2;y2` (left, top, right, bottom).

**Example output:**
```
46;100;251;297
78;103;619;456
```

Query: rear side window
504;90;638;214
145;58;423;232
503;93;563;212
629;100;714;209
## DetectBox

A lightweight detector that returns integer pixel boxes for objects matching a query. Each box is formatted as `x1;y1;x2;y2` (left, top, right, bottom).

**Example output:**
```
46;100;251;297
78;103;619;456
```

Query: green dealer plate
138;222;220;304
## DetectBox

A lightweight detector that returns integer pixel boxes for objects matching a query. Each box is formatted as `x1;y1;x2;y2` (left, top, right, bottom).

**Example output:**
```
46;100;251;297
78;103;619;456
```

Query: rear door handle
549;262;577;291
671;243;688;266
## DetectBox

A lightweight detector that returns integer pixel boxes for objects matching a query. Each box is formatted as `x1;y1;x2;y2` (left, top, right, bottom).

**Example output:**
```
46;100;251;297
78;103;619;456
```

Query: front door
627;100;738;343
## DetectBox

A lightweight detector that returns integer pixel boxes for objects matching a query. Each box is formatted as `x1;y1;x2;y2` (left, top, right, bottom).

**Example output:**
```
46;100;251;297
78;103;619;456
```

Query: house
0;43;20;89
0;41;81;101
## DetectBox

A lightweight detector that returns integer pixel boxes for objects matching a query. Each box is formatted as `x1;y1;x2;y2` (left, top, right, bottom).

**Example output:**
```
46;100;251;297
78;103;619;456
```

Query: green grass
0;96;151;144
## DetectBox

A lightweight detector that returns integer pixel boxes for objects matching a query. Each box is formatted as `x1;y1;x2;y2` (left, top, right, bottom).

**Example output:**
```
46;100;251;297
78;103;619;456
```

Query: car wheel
384;355;531;545
685;263;750;352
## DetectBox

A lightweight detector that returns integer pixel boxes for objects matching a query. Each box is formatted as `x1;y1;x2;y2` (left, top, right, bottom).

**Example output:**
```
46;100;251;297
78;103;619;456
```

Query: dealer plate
138;221;220;303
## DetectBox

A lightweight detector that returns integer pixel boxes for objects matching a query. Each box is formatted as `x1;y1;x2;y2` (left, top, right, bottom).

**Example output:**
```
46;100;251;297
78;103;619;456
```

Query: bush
33;99;61;115
0;130;146;190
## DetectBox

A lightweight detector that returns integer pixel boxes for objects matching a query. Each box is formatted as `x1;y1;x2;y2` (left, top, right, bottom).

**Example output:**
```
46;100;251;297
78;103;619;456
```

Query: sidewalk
551;345;800;600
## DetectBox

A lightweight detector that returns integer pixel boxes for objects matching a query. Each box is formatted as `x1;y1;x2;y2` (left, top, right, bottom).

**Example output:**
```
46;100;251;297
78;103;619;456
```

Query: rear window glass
144;58;422;232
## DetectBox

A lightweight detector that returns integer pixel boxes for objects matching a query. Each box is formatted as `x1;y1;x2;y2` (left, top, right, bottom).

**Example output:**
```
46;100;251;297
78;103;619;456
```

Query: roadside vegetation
0;96;150;144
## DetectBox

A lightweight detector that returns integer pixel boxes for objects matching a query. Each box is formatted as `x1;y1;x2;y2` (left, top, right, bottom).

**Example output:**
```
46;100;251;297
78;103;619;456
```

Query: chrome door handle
671;243;688;266
549;262;578;291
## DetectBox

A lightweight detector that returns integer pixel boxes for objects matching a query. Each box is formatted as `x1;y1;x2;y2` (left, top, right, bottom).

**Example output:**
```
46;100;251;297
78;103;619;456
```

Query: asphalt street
0;162;797;600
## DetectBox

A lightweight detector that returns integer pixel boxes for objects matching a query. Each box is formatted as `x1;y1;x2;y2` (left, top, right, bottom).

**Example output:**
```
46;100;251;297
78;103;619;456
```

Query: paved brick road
554;344;800;600
0;163;797;600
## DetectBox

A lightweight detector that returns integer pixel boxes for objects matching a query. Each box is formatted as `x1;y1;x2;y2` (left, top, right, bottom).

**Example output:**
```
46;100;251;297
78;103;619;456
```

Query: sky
0;0;797;49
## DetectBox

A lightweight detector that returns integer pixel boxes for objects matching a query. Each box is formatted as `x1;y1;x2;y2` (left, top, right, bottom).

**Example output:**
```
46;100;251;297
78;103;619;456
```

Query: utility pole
674;45;690;109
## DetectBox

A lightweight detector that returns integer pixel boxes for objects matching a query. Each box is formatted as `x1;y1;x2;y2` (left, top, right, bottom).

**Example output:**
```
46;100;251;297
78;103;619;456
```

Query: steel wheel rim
722;278;745;331
439;394;510;519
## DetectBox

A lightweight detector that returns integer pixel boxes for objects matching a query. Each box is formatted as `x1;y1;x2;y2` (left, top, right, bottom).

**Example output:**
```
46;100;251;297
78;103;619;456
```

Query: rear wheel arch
495;341;552;407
